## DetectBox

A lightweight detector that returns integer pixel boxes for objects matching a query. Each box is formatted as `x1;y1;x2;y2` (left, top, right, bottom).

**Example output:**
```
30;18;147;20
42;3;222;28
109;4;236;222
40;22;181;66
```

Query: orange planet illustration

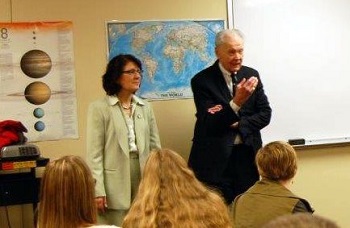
24;81;51;105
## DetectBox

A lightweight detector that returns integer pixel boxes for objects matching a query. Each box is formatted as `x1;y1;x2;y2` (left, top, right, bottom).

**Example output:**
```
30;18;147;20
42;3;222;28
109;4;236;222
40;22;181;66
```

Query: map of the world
107;20;225;100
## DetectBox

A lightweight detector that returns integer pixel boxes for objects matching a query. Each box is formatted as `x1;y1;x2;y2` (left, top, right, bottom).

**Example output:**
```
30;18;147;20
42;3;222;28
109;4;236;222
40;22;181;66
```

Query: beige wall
0;0;349;227
293;145;350;227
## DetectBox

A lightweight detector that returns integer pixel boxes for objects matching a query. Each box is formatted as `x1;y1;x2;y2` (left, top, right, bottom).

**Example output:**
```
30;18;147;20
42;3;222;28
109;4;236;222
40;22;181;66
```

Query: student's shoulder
293;198;314;213
88;225;120;228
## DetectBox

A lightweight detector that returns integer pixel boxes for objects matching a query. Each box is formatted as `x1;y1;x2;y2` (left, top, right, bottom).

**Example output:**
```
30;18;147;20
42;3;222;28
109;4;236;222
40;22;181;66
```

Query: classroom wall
0;0;349;227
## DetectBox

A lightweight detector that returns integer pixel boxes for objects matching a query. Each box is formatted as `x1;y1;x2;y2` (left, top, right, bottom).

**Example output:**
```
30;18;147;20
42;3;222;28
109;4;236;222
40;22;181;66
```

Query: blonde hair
122;148;232;228
256;141;297;181
37;155;96;228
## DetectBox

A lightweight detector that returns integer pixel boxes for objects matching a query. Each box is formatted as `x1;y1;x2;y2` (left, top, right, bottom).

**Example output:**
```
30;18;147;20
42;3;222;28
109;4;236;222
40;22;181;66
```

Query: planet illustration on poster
6;49;70;102
24;81;51;105
33;107;45;118
34;121;45;131
20;49;52;78
0;21;78;141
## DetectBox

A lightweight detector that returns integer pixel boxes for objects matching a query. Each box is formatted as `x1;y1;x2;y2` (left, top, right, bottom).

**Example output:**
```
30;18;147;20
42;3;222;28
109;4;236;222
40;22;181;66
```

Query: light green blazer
86;95;161;210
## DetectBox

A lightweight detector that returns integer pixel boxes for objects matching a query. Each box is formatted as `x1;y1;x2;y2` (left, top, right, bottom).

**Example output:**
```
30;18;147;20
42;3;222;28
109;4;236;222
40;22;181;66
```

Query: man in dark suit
188;29;272;205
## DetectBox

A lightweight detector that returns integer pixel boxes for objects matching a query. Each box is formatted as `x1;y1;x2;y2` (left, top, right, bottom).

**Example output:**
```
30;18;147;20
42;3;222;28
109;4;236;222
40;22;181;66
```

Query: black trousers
206;144;259;205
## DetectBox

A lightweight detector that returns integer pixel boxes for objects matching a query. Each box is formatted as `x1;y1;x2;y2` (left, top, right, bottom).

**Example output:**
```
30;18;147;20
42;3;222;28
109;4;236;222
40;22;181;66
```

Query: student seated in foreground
37;155;119;228
262;213;339;228
122;148;232;228
232;141;314;228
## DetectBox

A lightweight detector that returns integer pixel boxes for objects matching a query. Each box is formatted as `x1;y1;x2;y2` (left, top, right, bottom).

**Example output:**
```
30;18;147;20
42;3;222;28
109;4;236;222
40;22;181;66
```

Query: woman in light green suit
86;54;161;226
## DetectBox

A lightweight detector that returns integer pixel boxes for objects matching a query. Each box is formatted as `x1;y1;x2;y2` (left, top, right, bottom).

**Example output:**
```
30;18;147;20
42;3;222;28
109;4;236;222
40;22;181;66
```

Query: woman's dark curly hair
102;54;142;95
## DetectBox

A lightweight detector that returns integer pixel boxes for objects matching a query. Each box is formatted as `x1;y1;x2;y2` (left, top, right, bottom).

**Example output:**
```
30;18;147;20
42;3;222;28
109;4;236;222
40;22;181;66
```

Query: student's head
215;29;245;73
262;213;339;228
256;141;297;181
102;54;143;96
38;155;96;228
122;148;232;228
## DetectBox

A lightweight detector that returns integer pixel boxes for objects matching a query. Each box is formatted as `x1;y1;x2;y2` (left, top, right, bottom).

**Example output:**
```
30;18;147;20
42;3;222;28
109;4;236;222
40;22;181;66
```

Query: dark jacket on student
232;179;314;228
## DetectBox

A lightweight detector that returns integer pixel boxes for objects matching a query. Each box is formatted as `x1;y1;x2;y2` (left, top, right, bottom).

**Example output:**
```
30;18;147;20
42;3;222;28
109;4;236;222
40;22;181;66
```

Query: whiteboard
232;0;350;145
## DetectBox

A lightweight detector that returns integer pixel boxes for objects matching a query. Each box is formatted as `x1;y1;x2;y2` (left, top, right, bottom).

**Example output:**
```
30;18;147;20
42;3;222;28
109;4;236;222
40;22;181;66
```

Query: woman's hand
95;196;107;213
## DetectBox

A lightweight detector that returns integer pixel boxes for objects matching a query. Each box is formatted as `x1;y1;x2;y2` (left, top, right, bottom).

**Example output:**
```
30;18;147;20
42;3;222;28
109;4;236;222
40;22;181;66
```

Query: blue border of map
107;20;225;100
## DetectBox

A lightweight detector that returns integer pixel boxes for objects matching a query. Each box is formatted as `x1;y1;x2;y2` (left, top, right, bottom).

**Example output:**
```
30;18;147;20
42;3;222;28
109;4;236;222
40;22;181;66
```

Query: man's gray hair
215;29;245;47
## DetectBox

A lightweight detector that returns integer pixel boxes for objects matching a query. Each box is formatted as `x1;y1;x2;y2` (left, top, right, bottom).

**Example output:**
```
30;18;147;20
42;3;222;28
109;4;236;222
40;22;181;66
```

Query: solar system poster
0;21;78;142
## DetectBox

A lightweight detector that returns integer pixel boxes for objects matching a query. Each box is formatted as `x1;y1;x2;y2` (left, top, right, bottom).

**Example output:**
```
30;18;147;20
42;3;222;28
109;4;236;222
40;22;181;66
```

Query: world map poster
106;19;225;100
0;21;78;142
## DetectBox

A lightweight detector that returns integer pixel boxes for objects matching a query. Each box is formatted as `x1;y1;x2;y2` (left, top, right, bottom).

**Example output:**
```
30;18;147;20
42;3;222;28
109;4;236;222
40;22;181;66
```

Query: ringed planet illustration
24;81;51;105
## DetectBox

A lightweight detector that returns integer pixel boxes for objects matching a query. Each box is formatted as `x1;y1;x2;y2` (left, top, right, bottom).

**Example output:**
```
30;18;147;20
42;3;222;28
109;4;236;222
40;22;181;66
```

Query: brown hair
262;213;339;228
37;155;96;228
102;54;142;95
256;141;297;181
122;148;232;228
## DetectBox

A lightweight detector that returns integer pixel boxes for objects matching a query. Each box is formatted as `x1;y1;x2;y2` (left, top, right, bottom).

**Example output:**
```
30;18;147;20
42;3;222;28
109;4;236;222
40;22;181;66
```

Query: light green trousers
97;152;141;226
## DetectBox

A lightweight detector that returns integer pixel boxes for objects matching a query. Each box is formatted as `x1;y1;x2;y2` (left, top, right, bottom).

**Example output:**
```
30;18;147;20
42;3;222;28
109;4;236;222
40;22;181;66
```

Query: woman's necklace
121;103;132;110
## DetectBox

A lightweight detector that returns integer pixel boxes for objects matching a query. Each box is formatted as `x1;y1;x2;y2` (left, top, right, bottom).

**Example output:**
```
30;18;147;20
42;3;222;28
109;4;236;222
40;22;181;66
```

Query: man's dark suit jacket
188;60;272;182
